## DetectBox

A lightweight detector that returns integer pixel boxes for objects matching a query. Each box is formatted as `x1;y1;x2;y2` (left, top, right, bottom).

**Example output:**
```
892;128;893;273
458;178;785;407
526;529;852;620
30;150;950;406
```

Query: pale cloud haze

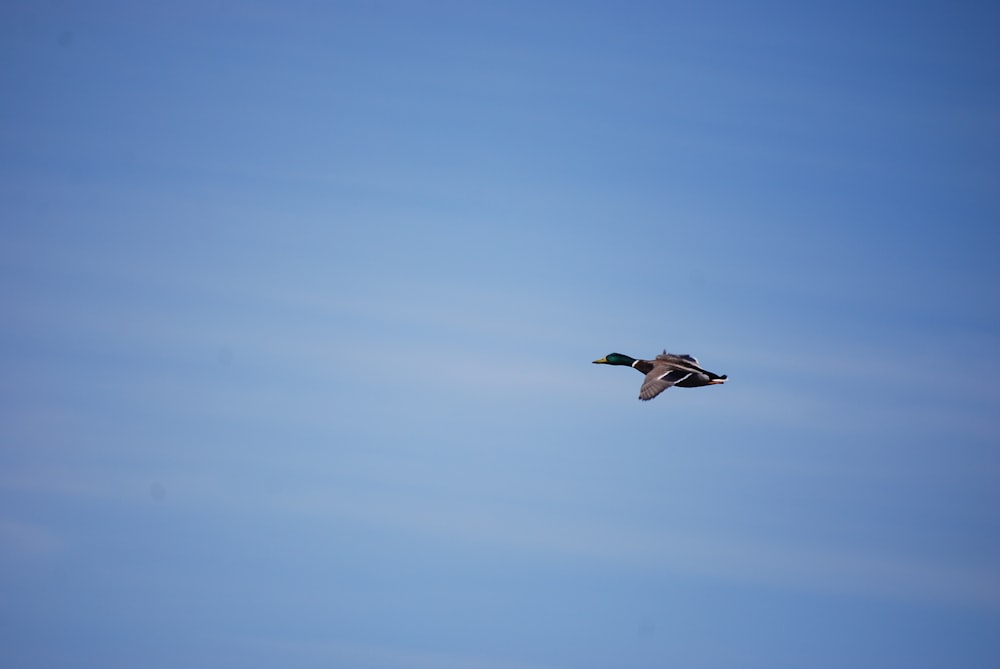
2;2;999;668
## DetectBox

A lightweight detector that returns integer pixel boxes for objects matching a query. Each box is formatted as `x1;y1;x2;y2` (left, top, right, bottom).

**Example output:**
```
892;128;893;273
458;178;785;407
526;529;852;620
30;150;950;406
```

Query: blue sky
2;1;999;667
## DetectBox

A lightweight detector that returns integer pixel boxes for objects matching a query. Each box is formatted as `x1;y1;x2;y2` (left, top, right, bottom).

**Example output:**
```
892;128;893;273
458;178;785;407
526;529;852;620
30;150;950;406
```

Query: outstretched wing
656;351;701;366
639;367;696;401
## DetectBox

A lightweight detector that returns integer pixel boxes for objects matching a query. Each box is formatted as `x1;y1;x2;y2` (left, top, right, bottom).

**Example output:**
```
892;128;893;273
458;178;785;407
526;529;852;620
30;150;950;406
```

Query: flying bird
593;350;727;401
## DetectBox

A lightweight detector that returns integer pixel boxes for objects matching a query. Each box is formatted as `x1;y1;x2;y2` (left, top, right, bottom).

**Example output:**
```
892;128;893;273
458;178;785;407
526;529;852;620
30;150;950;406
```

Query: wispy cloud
13;451;990;610
0;518;63;556
234;636;557;669
277;485;1000;610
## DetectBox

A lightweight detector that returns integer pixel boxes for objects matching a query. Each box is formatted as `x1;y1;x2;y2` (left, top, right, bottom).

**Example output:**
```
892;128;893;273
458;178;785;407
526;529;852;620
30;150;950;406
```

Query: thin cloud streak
279;487;1000;610
0;518;63;557
235;636;558;669
5;459;996;610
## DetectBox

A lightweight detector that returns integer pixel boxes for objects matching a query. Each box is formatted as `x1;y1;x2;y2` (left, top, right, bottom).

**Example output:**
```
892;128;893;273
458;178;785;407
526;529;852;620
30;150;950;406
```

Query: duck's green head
592;353;637;366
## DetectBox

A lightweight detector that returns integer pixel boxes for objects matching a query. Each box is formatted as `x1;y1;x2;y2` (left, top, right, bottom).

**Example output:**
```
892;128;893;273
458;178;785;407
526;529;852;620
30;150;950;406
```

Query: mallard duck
593;351;727;401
